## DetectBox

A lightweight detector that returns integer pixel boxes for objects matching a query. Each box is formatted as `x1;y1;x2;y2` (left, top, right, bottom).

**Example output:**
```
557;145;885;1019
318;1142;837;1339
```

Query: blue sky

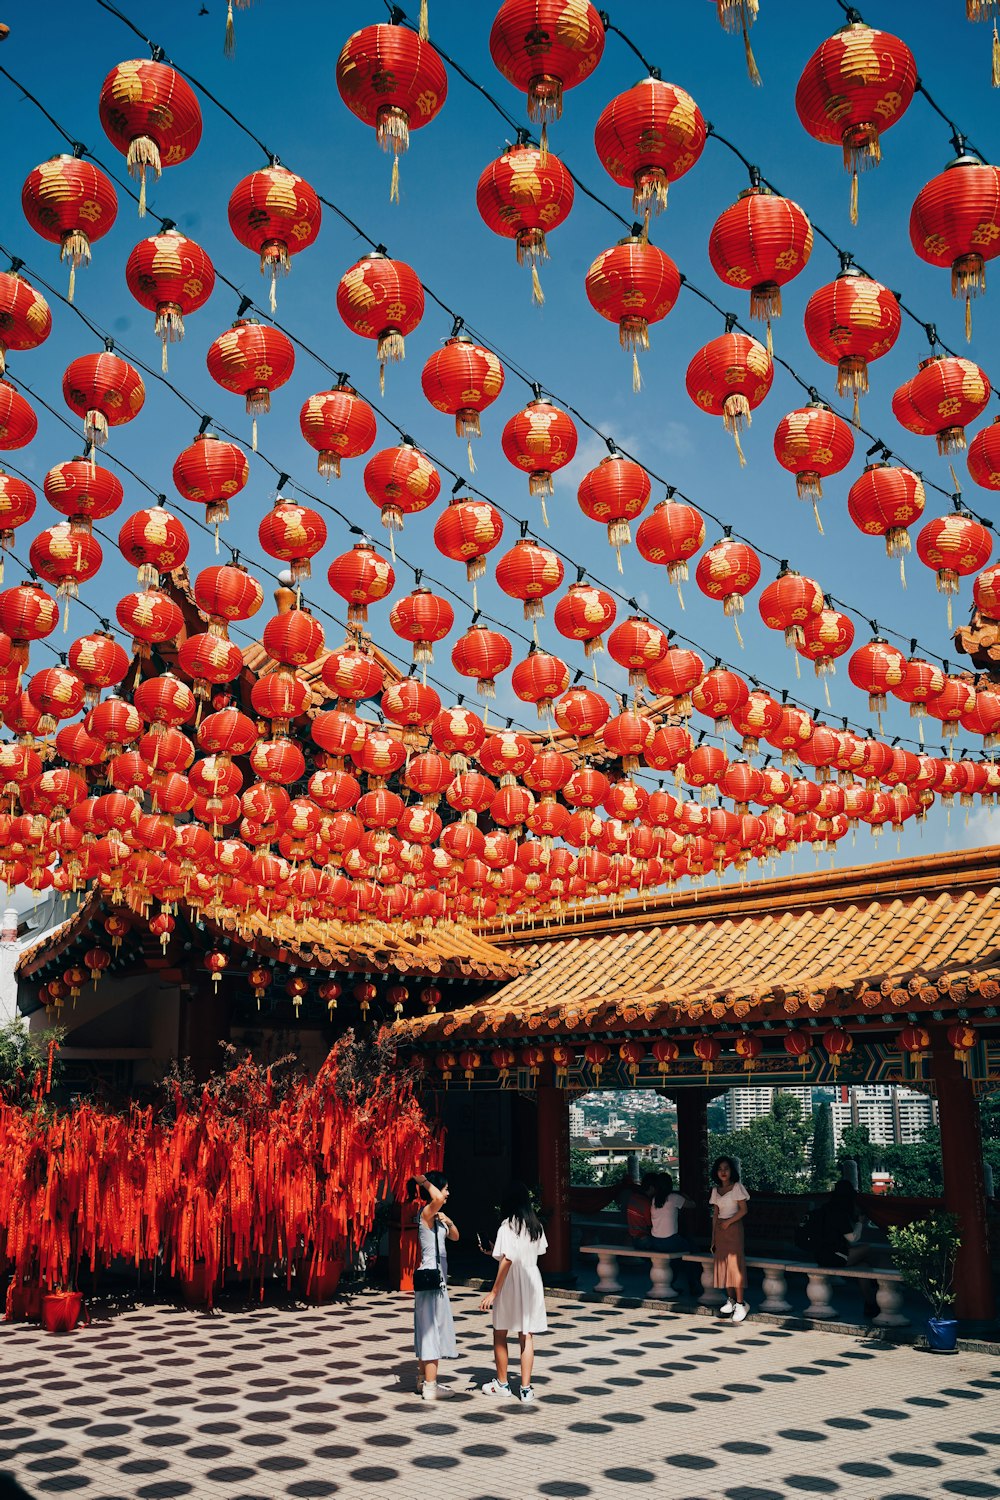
1;0;999;880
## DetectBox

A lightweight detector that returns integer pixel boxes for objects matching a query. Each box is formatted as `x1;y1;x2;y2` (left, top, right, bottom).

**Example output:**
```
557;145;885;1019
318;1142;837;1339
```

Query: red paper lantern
735;1035;763;1072
363;441;440;546
451;625;512;698
695;537;761;643
692;667;749;730
336;22;447;200
946;1022;977;1071
554;685;609;738
685;332;773;464
892;355;990;454
798;607;855;686
847;462;925;580
489;0;605;134
98;59;202;215
772;403;854;530
336;253;424;391
116;588;183;657
69;632;130;707
784;1031;812;1071
758;567;823;651
476;141;574;303
803;269;901;421
433;496;504;593
228;165;321;311
730;690;782;757
389;587;454;669
910;155;1000;340
124;229;215;370
603;709;654;774
577;451;651;566
651;1038;680;1075
258;496;328;583
607;614;668;688
593;76;706;217
172;431;249;530
495;538;564;630
795;22;916;223
635;497;705;604
29;524;102;612
118;506;190;585
708;186;813;346
0;471;35;560
511;650;569;718
137;672;197;730
693;1036;721;1074
0;271;51;376
299;384;376;481
822;1027;853;1073
327;542;395;623
500;398;577;516
62;352;145;447
43;458;122;534
206;318;295;449
847;638;906;714
421;335;505;464
27;665;86;732
21;154;118;301
0;383;37;450
585;235;681;390
382;677;441;734
553;582;616;658
968;416;1000;491
973;562;1000;619
916;512;993;626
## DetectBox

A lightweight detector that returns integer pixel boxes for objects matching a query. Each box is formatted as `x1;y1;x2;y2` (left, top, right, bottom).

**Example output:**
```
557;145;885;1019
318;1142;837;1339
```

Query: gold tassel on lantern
722;394;751;467
842;126;881;227
952;252;986;341
225;0;235;55
419;0;429;40
126;136;162;218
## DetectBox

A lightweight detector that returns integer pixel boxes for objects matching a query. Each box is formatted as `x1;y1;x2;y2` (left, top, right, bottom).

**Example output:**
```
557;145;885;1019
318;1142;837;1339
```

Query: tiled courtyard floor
1;1288;999;1500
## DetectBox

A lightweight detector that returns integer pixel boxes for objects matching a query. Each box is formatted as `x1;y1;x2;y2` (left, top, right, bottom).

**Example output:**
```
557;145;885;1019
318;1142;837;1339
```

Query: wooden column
932;1027;995;1322
537;1076;571;1278
178;975;232;1082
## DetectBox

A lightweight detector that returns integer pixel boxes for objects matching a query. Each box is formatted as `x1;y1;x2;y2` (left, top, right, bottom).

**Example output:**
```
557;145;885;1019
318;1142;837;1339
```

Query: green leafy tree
0;1016;63;1106
888;1211;961;1317
569;1147;597;1186
839;1121;943;1195
708;1091;811;1193
810;1101;836;1190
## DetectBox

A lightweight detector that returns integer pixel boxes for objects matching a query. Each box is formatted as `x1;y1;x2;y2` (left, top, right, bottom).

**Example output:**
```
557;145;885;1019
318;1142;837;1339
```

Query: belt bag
414;1215;444;1292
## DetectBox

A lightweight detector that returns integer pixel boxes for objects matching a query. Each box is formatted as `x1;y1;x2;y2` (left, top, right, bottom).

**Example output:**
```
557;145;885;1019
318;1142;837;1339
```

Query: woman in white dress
479;1182;547;1403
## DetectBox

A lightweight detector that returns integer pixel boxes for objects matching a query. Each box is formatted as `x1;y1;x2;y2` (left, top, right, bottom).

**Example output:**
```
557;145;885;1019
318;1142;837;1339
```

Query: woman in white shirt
479;1182;548;1403
648;1173;694;1250
710;1156;751;1324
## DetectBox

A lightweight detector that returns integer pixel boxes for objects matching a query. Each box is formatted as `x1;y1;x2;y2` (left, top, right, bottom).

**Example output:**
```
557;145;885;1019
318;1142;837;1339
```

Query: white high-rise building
830;1085;937;1149
568;1101;586;1138
723;1086;815;1131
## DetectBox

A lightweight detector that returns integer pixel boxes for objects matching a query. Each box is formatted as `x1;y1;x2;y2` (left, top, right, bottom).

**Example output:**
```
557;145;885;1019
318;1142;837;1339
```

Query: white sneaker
718;1299;735;1316
519;1386;536;1403
421;1382;438;1402
481;1378;514;1398
731;1302;749;1324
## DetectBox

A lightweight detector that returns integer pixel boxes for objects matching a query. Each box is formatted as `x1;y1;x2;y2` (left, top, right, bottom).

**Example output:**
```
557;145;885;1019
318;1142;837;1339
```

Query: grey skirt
414;1285;457;1360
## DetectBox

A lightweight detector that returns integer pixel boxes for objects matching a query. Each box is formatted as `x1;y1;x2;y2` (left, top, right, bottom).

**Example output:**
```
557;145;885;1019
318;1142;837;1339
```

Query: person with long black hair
710;1155;750;1323
479;1181;548;1403
412;1171;459;1401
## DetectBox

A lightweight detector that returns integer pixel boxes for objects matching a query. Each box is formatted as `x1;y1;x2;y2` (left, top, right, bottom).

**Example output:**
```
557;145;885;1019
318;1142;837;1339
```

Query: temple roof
394;845;1000;1044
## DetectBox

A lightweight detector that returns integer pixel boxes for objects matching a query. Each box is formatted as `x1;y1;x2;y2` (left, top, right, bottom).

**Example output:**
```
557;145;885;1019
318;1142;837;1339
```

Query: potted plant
887;1212;962;1351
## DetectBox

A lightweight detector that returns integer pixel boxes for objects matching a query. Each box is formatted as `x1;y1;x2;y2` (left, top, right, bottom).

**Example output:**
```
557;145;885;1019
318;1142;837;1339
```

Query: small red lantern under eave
248;966;271;1008
491;1045;517;1085
519;1044;546;1085
319;981;341;1015
205;949;228;991
457;1048;480;1087
735;1035;762;1072
693;1036;721;1074
897;1024;931;1075
125;229;215;371
585;235;681;391
822;1027;853;1075
947;1021;976;1075
228;165;322;313
83;947;111;987
651;1038;679;1075
583;1041;611;1084
476;141;574;305
619;1039;644;1084
783;1031;812;1073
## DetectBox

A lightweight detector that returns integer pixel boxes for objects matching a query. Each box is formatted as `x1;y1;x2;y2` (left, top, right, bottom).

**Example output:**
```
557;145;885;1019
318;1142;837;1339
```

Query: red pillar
537;1078;571;1277
932;1028;995;1322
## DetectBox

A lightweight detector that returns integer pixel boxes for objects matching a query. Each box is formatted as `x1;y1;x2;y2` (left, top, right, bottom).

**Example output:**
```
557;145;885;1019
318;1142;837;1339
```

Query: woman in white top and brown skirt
710;1155;750;1324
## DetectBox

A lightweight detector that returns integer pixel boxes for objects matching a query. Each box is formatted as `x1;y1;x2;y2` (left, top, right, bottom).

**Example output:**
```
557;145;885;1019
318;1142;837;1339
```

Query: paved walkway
1;1289;999;1500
